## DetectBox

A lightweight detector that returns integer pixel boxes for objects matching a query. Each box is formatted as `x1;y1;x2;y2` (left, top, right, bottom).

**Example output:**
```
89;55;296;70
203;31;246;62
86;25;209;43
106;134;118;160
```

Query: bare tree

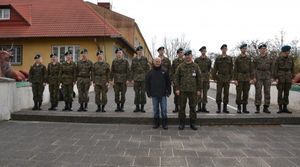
162;34;191;60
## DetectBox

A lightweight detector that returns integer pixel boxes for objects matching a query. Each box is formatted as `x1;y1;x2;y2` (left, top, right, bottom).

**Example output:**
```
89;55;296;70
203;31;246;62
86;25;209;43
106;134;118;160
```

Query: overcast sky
86;0;300;55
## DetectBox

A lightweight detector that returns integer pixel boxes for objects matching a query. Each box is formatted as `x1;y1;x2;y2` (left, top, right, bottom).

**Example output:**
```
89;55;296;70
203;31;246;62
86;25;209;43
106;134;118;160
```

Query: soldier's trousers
198;81;210;104
32;83;44;103
134;81;146;105
236;81;250;105
95;84;108;105
77;78;91;103
62;84;73;103
277;82;292;105
113;82;127;104
216;81;230;104
173;86;180;105
49;83;59;106
255;79;271;106
179;92;197;121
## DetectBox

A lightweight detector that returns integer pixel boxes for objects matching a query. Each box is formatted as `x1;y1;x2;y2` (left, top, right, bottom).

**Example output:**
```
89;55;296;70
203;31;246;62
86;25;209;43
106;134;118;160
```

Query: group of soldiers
28;43;295;130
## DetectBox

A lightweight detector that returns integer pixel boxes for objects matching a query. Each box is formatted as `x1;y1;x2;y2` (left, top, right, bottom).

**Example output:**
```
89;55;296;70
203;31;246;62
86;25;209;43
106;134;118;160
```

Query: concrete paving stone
246;142;271;149
117;141;140;149
170;135;191;142
186;157;215;167
264;148;295;157
263;157;298;167
102;147;126;156
81;154;108;164
161;157;188;167
96;140;119;148
161;141;183;150
182;142;205;150
141;129;162;136
74;139;99;146
196;150;222;157
219;149;247;157
91;134;113;140
133;156;160;166
289;158;300;166
129;135;151;142
76;145;104;155
55;153;86;163
239;157;270;167
110;134;131;141
32;152;62;161
51;138;79;146
125;148;149;156
242;149;271;157
0;159;38;167
212;157;242;167
105;156;135;166
0;150;35;161
150;135;171;142
289;149;300;157
173;149;198;157
53;145;82;154
139;141;161;149
209;136;231;143
149;148;173;157
203;142;228;149
223;142;248;149
266;142;293;149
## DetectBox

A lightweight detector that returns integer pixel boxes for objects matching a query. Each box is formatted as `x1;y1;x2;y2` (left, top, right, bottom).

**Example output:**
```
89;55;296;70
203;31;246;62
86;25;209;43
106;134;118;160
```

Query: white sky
86;0;300;55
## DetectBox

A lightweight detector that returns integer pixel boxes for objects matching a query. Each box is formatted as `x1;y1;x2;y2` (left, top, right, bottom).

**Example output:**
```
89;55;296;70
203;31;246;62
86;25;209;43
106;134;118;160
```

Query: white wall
210;81;300;112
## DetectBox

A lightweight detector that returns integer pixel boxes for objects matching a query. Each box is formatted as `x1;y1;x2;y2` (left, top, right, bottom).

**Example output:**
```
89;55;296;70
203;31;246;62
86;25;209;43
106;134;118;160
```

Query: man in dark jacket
146;57;171;130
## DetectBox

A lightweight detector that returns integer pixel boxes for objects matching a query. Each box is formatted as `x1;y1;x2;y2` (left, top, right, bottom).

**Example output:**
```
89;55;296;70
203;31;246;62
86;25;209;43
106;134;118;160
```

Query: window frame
0;8;10;20
51;45;80;62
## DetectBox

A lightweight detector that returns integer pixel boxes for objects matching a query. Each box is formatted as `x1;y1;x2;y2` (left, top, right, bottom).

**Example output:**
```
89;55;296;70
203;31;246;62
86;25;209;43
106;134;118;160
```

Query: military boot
84;103;88;109
48;103;55;111
277;105;283;113
283;105;292;114
32;101;38;110
178;119;185;130
62;102;68;111
152;118;160;129
237;104;242;114
197;103;202;113
173;105;179;113
115;103;120;112
216;103;221;113
223;103;229;113
190;119;198;130
162;118;168;130
78;103;84;112
140;105;146;113
263;105;271;114
255;105;260;114
202;104;209;113
102;105;106;112
120;103;125;112
96;105;101;112
242;104;249;114
133;105;140;112
68;102;73;111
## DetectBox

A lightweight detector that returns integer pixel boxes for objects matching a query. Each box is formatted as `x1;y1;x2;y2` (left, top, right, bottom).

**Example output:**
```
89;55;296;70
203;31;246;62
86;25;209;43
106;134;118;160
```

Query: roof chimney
97;2;112;10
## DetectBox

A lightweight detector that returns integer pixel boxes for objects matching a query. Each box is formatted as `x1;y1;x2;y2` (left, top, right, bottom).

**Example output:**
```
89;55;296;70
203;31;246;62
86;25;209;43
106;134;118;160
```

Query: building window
0;45;23;65
52;45;80;62
0;9;10;20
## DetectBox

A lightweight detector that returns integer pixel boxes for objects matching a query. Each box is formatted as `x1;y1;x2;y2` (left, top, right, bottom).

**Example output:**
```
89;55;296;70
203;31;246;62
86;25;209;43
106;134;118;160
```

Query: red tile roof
0;0;121;38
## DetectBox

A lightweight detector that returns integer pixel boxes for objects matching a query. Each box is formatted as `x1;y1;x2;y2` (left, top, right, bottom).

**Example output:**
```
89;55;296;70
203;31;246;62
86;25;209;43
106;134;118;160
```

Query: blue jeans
152;96;167;119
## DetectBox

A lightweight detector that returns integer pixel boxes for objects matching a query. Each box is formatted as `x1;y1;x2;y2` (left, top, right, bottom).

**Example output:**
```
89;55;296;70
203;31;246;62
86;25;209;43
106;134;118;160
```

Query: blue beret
220;44;227;49
34;54;41;60
96;50;103;56
184;50;192;56
136;46;143;51
240;44;247;49
177;48;184;53
258;44;267;49
50;53;57;58
281;45;291;52
199;46;206;51
115;48;123;53
157;46;165;52
80;48;88;54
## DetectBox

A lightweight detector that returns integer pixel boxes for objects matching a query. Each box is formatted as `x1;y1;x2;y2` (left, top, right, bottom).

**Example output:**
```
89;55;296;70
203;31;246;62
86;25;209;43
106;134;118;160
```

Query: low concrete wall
0;80;94;120
210;82;300;111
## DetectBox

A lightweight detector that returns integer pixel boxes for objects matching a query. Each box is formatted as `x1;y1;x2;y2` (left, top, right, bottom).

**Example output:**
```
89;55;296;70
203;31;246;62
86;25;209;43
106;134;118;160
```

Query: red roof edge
10;3;32;25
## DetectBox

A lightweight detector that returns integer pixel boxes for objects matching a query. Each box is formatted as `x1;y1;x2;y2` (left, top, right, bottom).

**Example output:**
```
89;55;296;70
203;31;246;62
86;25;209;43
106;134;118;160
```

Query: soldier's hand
197;91;201;96
175;90;180;95
126;80;130;85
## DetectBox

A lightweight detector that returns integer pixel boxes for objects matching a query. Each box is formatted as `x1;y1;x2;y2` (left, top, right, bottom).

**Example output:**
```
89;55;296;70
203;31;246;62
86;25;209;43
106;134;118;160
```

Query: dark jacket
146;66;171;97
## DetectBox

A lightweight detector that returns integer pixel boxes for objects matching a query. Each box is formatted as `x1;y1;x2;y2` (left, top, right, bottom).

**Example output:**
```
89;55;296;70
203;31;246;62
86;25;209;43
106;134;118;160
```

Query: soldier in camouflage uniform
157;46;171;73
76;49;93;112
92;51;110;112
171;48;185;113
175;50;202;130
59;51;76;111
233;44;254;114
194;46;212;113
274;45;295;114
212;44;233;113
29;54;47;110
47;53;60;111
110;48;130;112
253;44;272;113
131;46;150;112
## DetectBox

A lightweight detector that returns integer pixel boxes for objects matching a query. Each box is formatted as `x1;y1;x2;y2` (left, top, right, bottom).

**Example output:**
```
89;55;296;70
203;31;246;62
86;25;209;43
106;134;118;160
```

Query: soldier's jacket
212;55;233;82
253;55;273;80
29;63;47;84
233;54;254;81
76;60;93;79
59;61;76;85
194;56;212;81
175;61;202;92
273;55;295;83
92;61;110;85
171;57;184;81
110;58;130;83
47;62;60;84
160;56;171;73
131;56;150;81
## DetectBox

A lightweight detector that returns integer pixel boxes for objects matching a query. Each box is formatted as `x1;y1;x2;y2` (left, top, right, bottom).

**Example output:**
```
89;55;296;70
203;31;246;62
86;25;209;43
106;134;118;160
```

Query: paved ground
0;121;300;167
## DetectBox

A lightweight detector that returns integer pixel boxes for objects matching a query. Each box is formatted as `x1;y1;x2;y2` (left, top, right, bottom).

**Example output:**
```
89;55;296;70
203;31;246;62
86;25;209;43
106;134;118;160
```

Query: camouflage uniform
233;54;254;113
175;61;202;129
273;55;295;112
212;55;233;113
111;58;130;111
29;63;47;110
47;62;60;110
76;60;93;111
160;56;171;73
171;57;185;112
59;61;76;111
131;56;150;112
253;54;273;112
194;56;212;112
92;61;110;112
